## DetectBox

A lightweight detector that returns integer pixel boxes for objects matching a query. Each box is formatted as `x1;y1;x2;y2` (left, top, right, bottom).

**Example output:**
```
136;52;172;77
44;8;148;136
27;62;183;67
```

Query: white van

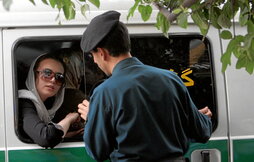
0;0;254;162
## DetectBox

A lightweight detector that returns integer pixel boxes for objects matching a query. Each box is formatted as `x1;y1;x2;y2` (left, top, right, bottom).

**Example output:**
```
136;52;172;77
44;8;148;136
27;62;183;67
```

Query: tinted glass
131;34;217;129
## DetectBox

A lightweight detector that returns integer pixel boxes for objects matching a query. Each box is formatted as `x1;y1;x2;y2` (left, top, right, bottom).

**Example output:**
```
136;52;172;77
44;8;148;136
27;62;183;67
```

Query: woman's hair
33;52;67;77
57;48;84;89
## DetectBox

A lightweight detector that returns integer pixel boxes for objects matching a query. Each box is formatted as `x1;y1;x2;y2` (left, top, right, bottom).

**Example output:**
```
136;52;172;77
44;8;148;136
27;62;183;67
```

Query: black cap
80;10;121;53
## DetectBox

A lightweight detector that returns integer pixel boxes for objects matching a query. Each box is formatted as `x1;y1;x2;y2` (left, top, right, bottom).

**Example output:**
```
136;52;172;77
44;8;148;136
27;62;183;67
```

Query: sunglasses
36;68;65;86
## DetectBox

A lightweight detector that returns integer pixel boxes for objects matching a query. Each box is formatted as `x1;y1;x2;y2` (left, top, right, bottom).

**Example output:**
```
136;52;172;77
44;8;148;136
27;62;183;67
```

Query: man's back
84;57;212;161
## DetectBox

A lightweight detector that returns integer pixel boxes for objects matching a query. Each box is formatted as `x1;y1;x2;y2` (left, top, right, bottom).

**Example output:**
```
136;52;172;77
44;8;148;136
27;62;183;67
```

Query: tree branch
152;0;213;23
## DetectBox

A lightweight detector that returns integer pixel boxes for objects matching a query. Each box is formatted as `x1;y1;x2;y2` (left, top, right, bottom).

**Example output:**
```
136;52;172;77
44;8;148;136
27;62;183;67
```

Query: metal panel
0;28;6;162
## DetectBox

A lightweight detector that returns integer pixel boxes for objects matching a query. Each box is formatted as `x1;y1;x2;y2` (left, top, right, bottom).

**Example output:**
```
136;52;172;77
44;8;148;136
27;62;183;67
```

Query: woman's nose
49;76;57;84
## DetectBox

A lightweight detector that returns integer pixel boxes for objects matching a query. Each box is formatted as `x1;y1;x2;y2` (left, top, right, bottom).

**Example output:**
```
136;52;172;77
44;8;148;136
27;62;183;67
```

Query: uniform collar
112;57;143;75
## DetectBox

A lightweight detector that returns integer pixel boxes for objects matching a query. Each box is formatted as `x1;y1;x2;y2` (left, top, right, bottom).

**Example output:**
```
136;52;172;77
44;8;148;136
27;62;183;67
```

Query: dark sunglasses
36;68;65;86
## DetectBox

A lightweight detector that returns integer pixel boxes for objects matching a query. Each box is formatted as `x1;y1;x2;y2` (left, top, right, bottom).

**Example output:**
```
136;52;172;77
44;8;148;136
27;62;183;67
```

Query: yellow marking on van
169;68;194;87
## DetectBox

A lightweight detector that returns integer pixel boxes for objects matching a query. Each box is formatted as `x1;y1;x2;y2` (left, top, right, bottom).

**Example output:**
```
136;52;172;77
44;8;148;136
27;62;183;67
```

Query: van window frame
13;33;217;144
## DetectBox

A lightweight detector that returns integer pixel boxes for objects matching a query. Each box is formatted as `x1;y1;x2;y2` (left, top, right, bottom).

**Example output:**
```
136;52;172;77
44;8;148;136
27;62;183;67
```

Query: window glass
131;34;217;130
14;34;217;143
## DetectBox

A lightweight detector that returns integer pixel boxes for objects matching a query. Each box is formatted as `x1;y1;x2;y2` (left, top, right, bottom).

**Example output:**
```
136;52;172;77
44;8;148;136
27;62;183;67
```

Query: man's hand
78;99;89;121
199;106;212;118
65;128;84;138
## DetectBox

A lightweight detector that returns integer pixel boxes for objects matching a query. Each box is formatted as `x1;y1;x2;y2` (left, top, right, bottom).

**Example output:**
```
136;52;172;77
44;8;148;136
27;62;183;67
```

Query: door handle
201;150;210;162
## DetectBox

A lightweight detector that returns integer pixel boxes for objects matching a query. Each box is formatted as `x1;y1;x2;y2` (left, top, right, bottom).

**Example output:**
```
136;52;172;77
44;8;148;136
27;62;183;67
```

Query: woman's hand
58;112;80;137
65;112;80;124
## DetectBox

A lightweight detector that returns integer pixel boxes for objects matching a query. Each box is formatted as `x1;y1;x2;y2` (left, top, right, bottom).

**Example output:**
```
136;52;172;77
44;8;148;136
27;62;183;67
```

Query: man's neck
109;53;132;74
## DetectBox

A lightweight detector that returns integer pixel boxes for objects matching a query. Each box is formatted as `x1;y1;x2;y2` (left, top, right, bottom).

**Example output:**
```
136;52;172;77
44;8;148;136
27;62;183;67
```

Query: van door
3;25;229;162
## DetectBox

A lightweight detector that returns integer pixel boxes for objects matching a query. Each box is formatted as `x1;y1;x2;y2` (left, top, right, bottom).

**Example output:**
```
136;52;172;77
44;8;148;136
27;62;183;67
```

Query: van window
14;34;217;144
14;36;105;143
130;34;217;130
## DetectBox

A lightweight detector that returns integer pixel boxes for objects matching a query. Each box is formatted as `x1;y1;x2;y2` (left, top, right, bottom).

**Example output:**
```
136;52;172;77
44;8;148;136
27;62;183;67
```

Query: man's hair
94;21;131;57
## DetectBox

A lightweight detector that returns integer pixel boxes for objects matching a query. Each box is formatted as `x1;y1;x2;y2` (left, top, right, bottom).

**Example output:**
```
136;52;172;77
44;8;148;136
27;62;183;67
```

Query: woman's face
35;58;64;101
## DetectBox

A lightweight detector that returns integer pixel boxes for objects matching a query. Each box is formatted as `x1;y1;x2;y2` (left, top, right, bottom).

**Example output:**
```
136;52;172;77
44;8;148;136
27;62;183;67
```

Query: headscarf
18;54;65;124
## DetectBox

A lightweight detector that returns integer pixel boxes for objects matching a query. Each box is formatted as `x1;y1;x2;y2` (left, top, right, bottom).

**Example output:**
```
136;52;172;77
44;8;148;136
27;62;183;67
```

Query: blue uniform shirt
84;57;212;162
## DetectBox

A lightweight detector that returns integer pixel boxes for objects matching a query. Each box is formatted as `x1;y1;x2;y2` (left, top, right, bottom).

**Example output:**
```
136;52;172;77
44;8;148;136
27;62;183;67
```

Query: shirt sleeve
20;99;64;148
184;89;212;143
83;89;114;161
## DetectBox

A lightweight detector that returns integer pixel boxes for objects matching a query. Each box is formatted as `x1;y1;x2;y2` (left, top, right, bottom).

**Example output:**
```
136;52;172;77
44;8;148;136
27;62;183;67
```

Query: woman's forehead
38;58;64;72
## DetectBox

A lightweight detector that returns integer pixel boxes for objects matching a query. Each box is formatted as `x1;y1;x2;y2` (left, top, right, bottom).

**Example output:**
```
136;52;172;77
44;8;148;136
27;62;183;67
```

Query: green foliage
127;0;141;21
125;0;254;74
221;35;244;72
155;12;170;38
177;12;188;29
220;30;232;40
209;7;222;29
138;5;152;21
81;4;90;17
191;11;209;35
29;0;35;5
88;0;100;8
23;0;99;21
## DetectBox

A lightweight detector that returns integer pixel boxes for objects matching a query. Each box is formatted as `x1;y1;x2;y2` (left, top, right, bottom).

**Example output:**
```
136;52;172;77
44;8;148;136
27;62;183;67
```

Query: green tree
3;0;254;74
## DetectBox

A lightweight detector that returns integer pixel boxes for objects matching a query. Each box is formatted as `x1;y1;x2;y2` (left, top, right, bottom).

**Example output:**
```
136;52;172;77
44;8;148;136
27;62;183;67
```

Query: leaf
138;5;152;22
88;0;100;8
239;7;249;26
251;38;254;51
55;0;63;10
231;35;245;58
155;13;170;38
49;0;56;8
191;11;208;35
3;0;12;10
244;33;254;49
218;14;231;28
221;51;232;72
210;6;222;29
29;0;36;5
235;51;254;74
246;63;254;74
173;8;182;15
236;52;247;69
63;0;75;20
222;2;233;19
42;0;49;5
81;4;90;17
220;30;232;39
191;12;208;30
177;12;188;29
127;0;141;20
221;36;244;72
247;21;254;34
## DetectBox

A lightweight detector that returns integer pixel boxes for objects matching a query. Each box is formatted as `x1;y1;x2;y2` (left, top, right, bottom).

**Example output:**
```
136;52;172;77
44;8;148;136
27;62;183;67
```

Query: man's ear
98;48;109;61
